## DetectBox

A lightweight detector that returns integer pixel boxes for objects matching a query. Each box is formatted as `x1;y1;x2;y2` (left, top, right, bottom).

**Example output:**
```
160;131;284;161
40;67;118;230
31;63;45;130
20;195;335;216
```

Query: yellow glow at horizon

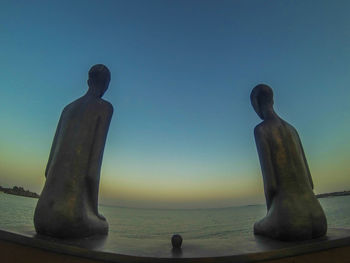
1;130;350;208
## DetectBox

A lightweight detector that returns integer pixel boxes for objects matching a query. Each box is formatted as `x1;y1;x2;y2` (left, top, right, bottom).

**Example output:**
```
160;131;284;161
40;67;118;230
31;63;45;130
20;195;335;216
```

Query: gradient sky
1;0;350;209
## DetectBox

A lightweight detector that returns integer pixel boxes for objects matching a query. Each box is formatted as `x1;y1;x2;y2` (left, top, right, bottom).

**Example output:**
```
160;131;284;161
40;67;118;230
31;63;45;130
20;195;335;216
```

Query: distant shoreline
316;191;350;199
0;186;40;199
0;185;349;202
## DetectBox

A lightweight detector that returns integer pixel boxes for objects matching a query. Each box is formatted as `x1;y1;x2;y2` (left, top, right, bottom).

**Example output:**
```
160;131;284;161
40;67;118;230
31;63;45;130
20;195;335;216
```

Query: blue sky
1;0;350;208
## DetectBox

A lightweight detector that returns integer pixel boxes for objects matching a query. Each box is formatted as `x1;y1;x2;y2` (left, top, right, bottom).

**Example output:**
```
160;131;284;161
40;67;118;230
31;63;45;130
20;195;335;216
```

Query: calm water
1;193;350;241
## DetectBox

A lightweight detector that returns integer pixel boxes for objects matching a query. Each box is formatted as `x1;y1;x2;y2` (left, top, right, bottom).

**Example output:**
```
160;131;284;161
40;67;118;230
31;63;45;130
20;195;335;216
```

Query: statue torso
41;95;112;210
256;118;312;193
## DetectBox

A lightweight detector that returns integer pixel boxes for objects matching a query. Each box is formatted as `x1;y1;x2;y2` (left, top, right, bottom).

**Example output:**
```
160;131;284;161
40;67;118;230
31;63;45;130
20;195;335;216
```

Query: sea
1;192;350;243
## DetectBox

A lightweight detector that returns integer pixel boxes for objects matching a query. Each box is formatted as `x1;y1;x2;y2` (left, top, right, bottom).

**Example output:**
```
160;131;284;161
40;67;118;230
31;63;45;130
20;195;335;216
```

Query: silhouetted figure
34;64;113;238
251;84;327;241
171;234;183;249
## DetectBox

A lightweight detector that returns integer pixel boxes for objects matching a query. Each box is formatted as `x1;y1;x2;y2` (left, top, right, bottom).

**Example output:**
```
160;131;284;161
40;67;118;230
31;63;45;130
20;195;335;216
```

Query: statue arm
87;104;113;216
45;112;63;178
296;132;314;190
254;126;277;210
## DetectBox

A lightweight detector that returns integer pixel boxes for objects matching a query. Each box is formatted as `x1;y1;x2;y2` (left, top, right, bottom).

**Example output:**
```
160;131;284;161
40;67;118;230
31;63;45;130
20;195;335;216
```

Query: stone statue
34;64;113;238
251;84;327;241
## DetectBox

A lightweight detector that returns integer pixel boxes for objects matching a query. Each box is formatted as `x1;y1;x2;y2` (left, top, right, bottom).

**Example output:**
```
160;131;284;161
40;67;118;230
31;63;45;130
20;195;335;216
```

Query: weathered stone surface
251;84;327;241
34;64;113;238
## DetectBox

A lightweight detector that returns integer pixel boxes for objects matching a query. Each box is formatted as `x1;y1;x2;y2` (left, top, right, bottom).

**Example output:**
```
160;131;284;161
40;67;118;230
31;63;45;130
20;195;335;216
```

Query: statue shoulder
280;119;298;134
98;99;114;115
63;96;85;112
254;122;267;137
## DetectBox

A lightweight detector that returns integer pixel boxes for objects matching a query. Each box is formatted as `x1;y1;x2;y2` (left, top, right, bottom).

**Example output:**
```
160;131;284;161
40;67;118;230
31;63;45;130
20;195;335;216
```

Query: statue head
250;84;274;120
87;64;111;97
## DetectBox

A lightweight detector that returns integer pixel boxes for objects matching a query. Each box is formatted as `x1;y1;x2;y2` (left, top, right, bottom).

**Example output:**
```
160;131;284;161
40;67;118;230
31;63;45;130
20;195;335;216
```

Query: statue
34;64;113;238
251;84;327;241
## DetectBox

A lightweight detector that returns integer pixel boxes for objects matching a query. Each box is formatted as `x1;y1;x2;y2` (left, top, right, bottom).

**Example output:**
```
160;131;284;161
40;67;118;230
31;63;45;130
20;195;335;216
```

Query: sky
0;0;349;209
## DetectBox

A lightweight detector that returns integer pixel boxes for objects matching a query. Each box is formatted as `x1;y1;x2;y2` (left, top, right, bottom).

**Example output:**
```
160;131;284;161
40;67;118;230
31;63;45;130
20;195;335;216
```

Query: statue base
1;228;350;262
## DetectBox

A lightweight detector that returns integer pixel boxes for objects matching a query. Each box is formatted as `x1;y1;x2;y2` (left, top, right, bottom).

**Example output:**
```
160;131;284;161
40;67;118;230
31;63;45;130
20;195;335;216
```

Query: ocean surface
1;193;350;242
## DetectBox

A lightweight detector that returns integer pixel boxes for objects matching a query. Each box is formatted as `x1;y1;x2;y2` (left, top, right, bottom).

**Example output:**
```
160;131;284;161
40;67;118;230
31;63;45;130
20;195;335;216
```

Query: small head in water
171;234;183;249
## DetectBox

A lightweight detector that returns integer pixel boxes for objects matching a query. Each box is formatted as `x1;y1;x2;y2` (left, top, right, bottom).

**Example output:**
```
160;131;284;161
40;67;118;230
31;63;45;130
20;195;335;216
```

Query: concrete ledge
1;228;350;262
